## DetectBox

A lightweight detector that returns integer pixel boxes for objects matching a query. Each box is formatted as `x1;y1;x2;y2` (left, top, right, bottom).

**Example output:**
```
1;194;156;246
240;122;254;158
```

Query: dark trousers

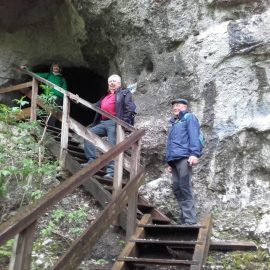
171;158;196;224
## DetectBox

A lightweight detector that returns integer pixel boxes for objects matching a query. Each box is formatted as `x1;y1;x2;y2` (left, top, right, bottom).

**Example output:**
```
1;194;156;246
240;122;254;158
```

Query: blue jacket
166;110;202;163
92;88;135;126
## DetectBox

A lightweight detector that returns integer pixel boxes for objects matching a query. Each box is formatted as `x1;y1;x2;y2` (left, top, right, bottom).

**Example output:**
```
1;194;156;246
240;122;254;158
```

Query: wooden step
93;176;171;225
71;156;87;163
94;175;126;186
67;149;86;159
52;134;74;142
40;122;61;132
54;136;80;146
130;239;203;246
137;203;154;211
137;224;202;241
118;257;199;266
113;214;213;270
137;197;171;224
67;144;84;152
92;176;170;224
210;240;257;251
67;139;80;147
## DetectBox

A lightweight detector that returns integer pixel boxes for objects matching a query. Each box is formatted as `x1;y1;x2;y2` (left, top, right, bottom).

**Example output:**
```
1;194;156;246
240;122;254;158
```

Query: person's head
171;98;188;117
50;63;61;74
108;74;121;93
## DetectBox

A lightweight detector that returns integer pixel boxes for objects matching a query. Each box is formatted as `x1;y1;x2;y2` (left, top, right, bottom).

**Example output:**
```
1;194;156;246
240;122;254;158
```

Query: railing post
112;124;125;227
30;78;38;122
59;93;70;168
126;140;141;240
113;124;125;197
9;221;37;270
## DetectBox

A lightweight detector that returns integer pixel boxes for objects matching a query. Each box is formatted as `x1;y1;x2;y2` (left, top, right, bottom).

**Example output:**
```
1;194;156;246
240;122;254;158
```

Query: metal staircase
42;121;171;228
0;69;258;270
112;214;212;270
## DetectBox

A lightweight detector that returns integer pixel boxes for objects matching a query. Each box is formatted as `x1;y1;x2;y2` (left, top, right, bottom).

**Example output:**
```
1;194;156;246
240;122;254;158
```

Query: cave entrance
32;65;108;126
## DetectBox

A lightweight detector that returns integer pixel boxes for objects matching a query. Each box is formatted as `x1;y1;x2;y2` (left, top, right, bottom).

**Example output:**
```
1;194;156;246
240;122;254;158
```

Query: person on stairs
166;98;202;225
21;63;67;128
83;74;136;180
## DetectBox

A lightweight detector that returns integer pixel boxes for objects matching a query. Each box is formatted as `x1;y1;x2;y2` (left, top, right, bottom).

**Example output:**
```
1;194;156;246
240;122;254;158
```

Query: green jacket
36;72;67;97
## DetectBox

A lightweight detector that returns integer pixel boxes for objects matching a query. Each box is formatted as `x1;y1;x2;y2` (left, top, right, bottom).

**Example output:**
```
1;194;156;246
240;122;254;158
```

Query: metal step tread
67;144;84;152
112;214;213;269
138;224;205;229
118;257;199;265
67;149;86;159
130;239;203;245
137;203;154;210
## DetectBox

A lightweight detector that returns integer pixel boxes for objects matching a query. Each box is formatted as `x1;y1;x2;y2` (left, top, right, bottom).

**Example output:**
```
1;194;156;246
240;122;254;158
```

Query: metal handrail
0;129;145;246
0;68;144;270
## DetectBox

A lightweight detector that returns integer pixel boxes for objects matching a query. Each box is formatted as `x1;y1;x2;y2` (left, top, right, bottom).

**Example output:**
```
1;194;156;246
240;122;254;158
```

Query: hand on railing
20;65;27;69
68;93;80;104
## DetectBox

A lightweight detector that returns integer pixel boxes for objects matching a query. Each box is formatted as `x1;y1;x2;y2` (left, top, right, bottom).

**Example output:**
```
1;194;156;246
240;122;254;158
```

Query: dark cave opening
32;65;108;126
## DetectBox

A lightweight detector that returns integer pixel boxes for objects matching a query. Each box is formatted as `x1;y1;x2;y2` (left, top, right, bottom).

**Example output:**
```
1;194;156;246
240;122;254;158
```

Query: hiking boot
81;160;92;167
103;173;113;180
183;222;197;226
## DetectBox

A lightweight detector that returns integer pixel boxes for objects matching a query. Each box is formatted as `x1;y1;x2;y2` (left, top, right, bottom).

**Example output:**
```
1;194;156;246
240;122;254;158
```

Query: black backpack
122;89;136;126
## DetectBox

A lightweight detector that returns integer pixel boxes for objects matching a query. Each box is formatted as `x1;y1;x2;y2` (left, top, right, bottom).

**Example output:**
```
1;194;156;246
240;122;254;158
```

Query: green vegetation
222;249;270;270
40;206;88;238
39;84;59;113
51;208;65;223
0;239;14;267
117;240;126;247
0;96;28;124
0;98;59;267
0;97;59;201
207;249;270;270
41;221;57;238
67;207;88;223
0;130;59;202
0;98;94;269
70;227;84;237
91;258;109;266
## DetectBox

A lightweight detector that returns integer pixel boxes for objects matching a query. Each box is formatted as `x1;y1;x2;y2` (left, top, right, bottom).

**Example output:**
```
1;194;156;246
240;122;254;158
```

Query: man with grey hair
83;74;136;179
166;98;202;225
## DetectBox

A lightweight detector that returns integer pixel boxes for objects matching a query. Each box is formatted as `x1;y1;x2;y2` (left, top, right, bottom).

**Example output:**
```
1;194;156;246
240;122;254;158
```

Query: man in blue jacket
166;98;202;225
83;74;136;179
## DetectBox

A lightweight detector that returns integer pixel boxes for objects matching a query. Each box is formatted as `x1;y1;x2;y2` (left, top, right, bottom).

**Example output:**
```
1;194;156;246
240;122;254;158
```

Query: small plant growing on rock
67;207;88;223
41;221;57;238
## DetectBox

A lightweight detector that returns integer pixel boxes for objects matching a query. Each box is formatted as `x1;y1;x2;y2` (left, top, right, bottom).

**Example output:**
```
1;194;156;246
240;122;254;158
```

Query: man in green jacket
36;63;67;100
36;63;67;128
22;63;67;102
22;63;67;127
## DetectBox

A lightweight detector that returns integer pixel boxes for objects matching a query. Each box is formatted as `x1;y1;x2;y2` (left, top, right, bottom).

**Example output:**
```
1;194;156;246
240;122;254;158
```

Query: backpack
123;89;136;126
183;113;205;150
128;111;136;126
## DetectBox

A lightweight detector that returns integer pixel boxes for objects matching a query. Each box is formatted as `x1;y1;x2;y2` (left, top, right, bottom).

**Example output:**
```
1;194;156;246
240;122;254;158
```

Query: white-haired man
83;74;136;179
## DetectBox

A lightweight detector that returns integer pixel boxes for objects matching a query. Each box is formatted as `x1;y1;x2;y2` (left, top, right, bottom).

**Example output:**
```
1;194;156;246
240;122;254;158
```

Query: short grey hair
108;74;121;83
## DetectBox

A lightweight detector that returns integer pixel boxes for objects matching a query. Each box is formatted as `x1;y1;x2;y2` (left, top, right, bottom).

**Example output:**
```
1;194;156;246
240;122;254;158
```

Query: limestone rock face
0;0;86;87
72;0;270;245
0;0;269;247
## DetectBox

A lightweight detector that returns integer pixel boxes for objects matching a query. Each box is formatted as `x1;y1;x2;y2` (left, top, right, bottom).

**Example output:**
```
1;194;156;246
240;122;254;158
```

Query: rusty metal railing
0;67;145;270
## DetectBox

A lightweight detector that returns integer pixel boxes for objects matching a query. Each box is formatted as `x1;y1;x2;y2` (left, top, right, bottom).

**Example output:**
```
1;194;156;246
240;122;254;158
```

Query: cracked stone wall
0;0;86;88
72;0;270;247
0;0;269;249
